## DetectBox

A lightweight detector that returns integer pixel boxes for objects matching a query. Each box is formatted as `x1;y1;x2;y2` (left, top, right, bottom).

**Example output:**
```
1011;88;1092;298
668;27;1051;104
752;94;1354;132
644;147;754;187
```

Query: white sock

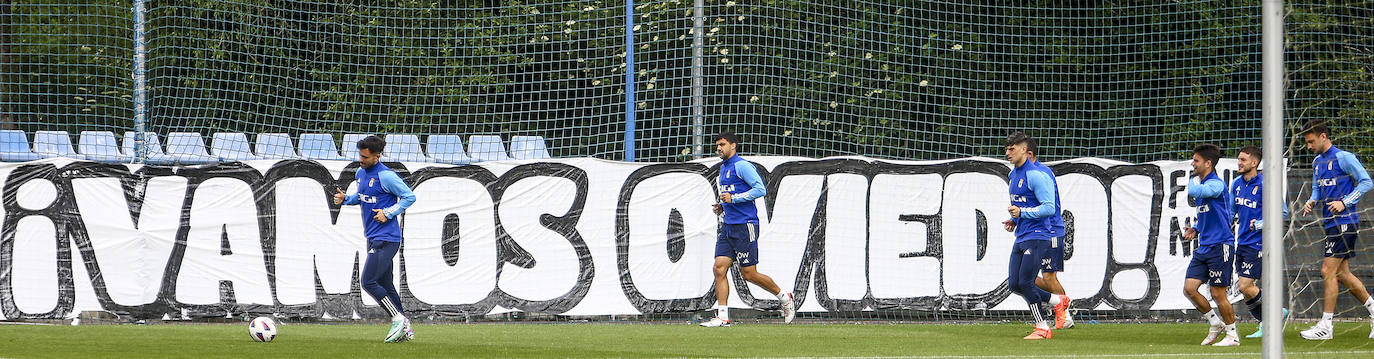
1203;309;1221;326
1321;312;1334;324
1365;298;1374;316
1049;295;1062;306
716;305;730;321
393;313;406;322
1225;323;1237;336
776;292;789;302
1035;321;1050;330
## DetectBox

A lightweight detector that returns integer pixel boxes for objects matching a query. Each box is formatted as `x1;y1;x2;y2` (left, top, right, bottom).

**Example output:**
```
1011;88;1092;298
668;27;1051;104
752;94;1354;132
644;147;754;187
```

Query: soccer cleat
1245;325;1263;339
781;292;796;324
1211;334;1240;347
1053;295;1071;329
1062;313;1075;329
1023;328;1052;340
699;317;731;327
1200;324;1223;345
1369;317;1374;339
385;318;408;343
1300;322;1333;340
401;320;415;342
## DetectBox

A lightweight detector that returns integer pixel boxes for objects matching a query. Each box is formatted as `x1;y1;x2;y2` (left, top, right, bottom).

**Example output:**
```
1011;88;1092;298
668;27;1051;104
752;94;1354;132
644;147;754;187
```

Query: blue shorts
1042;236;1064;272
1186;243;1233;287
716;223;760;267
1324;224;1359;259
1235;244;1261;280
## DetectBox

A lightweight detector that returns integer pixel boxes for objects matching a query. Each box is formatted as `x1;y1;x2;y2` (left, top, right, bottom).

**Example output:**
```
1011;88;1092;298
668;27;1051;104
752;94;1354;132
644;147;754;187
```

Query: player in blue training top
1229;145;1289;339
700;132;796;327
1297;121;1374;340
333;135;418;343
1026;152;1074;330
1181;143;1240;346
1000;131;1062;340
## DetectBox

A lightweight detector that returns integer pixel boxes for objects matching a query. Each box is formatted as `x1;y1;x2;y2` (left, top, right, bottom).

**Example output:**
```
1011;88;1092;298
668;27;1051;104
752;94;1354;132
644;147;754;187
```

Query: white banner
0;156;1244;319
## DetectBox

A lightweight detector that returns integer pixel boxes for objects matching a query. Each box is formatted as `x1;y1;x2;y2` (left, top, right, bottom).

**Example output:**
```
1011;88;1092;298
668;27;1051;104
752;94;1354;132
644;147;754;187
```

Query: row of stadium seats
0;130;550;164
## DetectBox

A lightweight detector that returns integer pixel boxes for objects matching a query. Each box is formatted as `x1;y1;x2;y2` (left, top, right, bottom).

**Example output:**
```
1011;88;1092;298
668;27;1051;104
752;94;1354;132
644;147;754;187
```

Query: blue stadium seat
298;134;345;161
211;132;258;162
33;130;85;160
254;133;298;159
510;135;550;160
467;135;510;162
121;132;176;165
165;132;217;164
79;131;133;163
427;135;472;164
383;134;431;162
0;130;42;162
341;134;368;161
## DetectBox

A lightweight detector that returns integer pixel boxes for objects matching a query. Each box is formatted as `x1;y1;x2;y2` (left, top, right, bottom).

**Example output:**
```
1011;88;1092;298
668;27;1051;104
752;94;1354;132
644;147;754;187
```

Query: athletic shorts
1324;224;1359;259
716;223;760;267
1186;243;1233;287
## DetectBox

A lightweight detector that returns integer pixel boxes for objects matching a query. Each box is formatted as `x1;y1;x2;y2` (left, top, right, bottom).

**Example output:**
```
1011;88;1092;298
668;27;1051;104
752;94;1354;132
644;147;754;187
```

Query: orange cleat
1053;295;1071;329
1024;327;1053;340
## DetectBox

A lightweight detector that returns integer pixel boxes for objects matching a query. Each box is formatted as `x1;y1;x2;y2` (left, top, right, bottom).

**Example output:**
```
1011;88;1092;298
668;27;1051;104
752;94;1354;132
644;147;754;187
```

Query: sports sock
776;292;789;302
716;305;730;321
1321;312;1334;324
1048;294;1062;306
1364;298;1374;316
1225;323;1237;336
1246;293;1263;322
1203;309;1221;326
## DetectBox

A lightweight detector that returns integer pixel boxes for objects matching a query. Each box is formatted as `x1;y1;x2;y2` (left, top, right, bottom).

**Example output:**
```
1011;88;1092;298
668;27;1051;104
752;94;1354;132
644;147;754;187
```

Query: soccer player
700;132;796;327
1029;153;1073;330
1181;143;1240;346
1297;121;1374;340
1229;145;1288;338
1000;131;1061;340
333;135;418;342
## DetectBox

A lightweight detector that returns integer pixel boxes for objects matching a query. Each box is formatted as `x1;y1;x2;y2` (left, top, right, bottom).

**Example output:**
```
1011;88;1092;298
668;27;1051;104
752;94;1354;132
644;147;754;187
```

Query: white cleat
1300;322;1333;340
699;317;731;327
1211;334;1240;347
781;292;796;324
1201;324;1223;345
1062;313;1075;329
1369;317;1374;339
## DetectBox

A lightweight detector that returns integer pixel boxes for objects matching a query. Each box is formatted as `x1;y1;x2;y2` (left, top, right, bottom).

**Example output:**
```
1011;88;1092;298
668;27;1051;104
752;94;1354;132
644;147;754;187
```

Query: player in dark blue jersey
1181;144;1240;346
1229;145;1288;338
1297;121;1374;340
333;135;417;343
700;132;796;327
1001;132;1061;340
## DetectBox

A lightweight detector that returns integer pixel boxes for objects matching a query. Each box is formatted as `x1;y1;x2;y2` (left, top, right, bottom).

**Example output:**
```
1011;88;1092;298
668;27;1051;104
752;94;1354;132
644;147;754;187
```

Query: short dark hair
1238;145;1261;162
1006;131;1037;155
1301;119;1330;137
357;135;386;154
715;132;740;144
1193;143;1221;167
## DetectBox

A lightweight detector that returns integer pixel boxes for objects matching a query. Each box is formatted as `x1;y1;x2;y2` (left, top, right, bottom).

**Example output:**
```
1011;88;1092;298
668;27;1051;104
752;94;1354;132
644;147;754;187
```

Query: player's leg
361;240;406;342
1302;226;1345;340
1184;250;1224;345
1207;244;1239;346
1334;255;1374;338
735;223;795;323
1010;241;1053;339
1038;239;1071;328
702;226;735;327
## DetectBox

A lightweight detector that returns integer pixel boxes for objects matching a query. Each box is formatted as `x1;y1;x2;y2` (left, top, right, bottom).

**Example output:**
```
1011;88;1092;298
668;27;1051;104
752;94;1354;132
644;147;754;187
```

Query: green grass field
2;322;1373;358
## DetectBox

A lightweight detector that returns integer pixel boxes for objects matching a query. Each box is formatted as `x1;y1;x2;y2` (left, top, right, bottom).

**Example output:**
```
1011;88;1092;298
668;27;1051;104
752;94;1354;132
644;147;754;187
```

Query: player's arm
730;161;767;203
378;171;417;219
1187;176;1225;199
1017;170;1058;219
1229;178;1242;222
1306;163;1320;210
1337;152;1373;206
334;169;363;205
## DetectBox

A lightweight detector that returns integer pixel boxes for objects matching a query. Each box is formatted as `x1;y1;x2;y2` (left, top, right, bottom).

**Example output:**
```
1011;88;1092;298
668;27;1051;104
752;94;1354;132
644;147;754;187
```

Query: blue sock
1245;292;1263;322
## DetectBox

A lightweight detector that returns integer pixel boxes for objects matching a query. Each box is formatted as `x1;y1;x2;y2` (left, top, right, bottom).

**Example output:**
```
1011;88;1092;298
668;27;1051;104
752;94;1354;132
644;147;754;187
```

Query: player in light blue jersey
1001;132;1060;340
1229;145;1288;338
333;135;417;343
700;132;796;327
1181;143;1240;346
1297;121;1374;340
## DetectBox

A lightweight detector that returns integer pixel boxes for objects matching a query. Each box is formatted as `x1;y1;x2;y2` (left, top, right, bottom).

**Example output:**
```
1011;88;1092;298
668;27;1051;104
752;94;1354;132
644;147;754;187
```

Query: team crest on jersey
1252;186;1259;195
1328;161;1334;171
369;178;376;187
1018;178;1024;188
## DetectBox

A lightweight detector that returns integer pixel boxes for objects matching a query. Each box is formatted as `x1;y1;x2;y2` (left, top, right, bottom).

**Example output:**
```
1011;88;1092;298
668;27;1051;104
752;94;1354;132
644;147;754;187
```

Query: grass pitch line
760;350;1374;359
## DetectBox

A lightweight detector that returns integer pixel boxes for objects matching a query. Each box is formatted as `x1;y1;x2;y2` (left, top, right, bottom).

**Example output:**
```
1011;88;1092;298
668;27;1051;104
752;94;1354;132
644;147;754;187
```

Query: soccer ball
249;316;277;342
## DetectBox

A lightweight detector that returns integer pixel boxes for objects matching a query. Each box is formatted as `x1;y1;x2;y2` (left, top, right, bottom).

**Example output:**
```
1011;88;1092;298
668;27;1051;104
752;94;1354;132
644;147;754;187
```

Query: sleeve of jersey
1338;152;1373;205
378;171;417;219
1187;176;1225;199
341;169;363;205
1228;178;1242;221
731;161;768;203
1310;162;1321;204
1019;171;1058;219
